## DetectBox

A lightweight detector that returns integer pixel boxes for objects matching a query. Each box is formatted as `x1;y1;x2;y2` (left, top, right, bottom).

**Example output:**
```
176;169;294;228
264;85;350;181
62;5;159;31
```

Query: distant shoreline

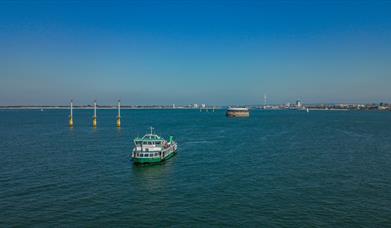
0;106;208;110
0;105;389;111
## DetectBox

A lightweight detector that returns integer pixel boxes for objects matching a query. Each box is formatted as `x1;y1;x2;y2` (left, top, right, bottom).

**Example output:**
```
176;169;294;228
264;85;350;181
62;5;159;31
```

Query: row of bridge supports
69;100;121;128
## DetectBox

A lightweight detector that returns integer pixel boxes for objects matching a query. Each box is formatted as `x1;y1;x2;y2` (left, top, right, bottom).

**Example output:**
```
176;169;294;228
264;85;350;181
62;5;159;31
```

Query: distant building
201;104;206;108
193;104;199;108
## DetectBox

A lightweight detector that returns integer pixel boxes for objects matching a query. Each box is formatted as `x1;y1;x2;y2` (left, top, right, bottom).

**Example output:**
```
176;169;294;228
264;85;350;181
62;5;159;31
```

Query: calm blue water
0;109;391;226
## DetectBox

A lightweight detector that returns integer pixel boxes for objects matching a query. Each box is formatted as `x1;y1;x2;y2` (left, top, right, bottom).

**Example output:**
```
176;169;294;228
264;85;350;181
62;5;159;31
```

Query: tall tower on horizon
264;94;267;106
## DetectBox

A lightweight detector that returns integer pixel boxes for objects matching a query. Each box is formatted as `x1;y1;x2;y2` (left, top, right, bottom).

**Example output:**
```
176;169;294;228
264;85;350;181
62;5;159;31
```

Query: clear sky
1;0;390;105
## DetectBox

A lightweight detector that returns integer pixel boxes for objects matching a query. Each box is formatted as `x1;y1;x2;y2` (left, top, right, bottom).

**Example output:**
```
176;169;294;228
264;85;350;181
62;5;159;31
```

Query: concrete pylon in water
93;100;97;128
116;100;121;128
69;99;74;127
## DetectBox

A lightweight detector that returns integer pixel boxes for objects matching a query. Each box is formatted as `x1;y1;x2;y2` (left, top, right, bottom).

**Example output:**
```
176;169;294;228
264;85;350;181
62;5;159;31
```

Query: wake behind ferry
131;127;177;164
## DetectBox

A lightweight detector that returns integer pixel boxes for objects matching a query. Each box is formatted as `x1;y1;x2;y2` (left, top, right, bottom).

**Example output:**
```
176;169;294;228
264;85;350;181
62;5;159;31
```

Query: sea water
0;109;390;226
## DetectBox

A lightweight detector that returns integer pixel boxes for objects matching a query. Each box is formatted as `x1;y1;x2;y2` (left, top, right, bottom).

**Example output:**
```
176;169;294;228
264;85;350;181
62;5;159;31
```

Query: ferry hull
133;151;177;164
133;157;162;164
226;111;250;117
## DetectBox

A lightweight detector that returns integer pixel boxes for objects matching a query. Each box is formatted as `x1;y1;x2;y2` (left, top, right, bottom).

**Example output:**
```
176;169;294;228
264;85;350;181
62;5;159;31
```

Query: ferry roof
134;133;164;142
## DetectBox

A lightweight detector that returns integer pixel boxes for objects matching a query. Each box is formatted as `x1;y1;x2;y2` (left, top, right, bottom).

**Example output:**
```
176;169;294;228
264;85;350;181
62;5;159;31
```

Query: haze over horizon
1;1;390;105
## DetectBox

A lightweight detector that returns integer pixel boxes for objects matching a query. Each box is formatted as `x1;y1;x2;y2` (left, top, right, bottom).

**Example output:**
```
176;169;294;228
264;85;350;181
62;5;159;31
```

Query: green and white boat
131;127;177;164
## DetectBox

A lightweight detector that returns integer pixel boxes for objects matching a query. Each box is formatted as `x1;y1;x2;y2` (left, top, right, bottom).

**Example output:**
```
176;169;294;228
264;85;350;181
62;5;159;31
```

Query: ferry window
139;154;143;157
142;142;147;145
155;153;158;156
156;142;161;145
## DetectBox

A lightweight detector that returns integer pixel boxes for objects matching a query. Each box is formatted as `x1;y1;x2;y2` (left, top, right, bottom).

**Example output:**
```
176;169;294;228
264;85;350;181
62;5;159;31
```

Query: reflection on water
131;155;177;189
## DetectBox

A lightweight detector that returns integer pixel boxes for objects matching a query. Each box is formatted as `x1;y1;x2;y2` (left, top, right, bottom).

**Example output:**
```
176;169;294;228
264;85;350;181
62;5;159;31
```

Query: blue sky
1;0;390;105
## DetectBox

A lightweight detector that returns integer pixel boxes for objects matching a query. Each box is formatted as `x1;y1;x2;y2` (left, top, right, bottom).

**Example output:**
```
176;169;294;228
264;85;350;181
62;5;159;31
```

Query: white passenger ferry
131;127;177;164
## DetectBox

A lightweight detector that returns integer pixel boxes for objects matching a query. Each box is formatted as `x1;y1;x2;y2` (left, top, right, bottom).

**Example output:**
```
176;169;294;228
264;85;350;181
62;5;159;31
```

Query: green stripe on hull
162;151;176;161
133;151;177;164
133;157;161;164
